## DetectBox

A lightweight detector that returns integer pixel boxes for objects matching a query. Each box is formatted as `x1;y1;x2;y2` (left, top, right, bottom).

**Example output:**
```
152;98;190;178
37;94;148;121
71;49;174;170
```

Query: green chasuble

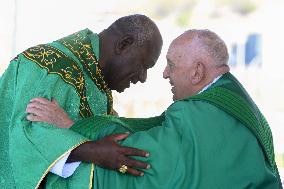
67;73;281;189
0;29;113;188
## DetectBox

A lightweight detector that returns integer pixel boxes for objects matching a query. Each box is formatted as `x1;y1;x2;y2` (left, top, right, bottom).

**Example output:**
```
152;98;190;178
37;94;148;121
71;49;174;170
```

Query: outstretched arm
26;97;150;176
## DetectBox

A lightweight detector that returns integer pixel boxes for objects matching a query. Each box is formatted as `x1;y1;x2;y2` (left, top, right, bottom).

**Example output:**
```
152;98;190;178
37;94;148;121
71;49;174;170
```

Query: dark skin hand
69;134;150;176
26;97;151;176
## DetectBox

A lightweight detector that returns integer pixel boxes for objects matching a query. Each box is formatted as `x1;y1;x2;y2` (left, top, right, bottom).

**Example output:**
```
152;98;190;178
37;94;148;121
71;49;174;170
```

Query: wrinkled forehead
167;36;197;62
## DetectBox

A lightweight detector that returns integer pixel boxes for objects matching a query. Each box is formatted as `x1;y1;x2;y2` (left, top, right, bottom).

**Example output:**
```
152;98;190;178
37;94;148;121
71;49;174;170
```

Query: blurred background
0;0;283;184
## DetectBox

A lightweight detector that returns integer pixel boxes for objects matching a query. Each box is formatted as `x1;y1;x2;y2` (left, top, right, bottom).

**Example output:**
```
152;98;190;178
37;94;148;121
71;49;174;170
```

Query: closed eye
167;60;175;70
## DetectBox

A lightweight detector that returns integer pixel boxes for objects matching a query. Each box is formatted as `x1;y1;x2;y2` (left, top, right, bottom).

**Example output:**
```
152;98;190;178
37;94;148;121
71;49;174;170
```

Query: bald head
172;29;229;67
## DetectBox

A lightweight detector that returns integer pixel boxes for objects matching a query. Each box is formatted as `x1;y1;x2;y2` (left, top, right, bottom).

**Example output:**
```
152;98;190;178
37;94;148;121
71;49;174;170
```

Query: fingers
26;102;48;111
26;102;51;122
118;162;146;177
111;133;130;142
26;99;56;113
26;106;46;117
121;146;149;157
123;156;150;170
30;97;50;104
109;133;151;175
26;114;46;122
26;97;72;127
125;166;144;177
30;97;59;106
118;146;151;176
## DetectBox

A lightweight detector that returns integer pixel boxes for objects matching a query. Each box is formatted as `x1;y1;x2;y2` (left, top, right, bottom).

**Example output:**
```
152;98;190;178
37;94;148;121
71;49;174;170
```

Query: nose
163;66;169;79
138;69;147;83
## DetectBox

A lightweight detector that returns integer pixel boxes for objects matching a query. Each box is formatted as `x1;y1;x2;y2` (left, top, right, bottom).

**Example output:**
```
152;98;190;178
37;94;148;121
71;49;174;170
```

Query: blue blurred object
229;43;238;67
245;33;262;66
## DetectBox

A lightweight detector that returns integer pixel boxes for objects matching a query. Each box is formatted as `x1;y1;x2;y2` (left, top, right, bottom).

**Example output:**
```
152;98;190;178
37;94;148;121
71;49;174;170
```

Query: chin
173;94;181;101
116;87;126;93
116;89;124;93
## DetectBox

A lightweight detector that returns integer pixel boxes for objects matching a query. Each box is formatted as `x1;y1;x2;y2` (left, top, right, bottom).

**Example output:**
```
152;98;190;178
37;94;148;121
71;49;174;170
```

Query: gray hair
108;14;160;46
186;29;229;65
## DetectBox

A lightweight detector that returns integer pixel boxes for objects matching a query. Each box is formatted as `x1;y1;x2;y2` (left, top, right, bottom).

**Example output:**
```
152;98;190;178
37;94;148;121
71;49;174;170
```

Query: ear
115;35;135;54
191;62;205;85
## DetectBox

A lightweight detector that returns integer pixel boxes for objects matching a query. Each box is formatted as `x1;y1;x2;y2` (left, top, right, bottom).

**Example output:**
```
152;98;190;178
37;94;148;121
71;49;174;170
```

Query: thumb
111;132;130;142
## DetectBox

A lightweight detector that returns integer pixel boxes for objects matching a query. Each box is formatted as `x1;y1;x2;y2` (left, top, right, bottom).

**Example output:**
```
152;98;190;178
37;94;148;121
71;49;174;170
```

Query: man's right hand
68;132;150;176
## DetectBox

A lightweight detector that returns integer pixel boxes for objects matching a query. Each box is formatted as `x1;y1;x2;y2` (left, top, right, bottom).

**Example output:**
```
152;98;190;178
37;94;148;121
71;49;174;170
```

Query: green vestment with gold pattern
0;29;113;189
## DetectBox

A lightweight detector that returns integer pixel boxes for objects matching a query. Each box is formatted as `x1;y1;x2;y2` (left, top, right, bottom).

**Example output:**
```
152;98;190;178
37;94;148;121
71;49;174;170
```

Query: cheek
171;69;188;83
125;57;139;72
173;71;192;93
119;61;136;76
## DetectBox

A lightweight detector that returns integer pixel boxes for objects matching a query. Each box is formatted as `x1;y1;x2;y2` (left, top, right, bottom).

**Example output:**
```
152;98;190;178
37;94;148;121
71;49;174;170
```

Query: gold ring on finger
118;164;128;174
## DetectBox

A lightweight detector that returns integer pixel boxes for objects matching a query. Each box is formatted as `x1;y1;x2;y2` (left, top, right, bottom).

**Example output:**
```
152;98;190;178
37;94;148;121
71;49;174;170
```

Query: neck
196;64;230;94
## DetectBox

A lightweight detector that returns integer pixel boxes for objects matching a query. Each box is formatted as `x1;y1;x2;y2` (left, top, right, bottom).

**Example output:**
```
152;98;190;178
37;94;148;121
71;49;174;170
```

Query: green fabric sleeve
69;113;165;138
0;58;18;188
91;101;185;189
2;56;89;188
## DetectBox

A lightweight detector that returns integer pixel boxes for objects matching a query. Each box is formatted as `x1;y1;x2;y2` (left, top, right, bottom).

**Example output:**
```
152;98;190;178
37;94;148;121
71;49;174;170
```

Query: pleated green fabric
190;73;280;178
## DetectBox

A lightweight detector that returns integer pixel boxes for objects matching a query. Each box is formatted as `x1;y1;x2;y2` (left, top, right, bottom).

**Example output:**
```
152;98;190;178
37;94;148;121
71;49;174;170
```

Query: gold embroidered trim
58;31;113;114
35;140;90;189
89;163;95;189
22;44;93;117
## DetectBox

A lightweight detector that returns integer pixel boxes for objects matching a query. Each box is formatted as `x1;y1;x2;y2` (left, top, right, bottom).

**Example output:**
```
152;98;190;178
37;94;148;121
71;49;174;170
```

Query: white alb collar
198;75;222;94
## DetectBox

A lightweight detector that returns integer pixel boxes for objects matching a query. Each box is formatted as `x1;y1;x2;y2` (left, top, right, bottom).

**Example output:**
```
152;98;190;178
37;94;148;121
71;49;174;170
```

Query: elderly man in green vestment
0;14;163;188
26;29;282;188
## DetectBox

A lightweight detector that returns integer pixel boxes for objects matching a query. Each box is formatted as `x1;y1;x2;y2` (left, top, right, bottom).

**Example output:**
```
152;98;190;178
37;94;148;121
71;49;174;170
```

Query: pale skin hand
26;97;150;176
26;97;74;128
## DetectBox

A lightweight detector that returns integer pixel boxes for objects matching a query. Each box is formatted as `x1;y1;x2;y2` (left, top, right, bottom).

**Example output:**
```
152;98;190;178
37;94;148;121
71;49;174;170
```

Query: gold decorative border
22;44;93;118
58;31;113;114
89;163;95;189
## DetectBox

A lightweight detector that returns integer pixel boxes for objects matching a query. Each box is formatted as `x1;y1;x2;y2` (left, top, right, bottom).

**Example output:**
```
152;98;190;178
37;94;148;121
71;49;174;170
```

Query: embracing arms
26;97;150;176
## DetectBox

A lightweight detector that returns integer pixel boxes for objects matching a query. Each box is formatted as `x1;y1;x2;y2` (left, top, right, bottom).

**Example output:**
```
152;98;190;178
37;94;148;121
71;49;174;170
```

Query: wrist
67;141;96;163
